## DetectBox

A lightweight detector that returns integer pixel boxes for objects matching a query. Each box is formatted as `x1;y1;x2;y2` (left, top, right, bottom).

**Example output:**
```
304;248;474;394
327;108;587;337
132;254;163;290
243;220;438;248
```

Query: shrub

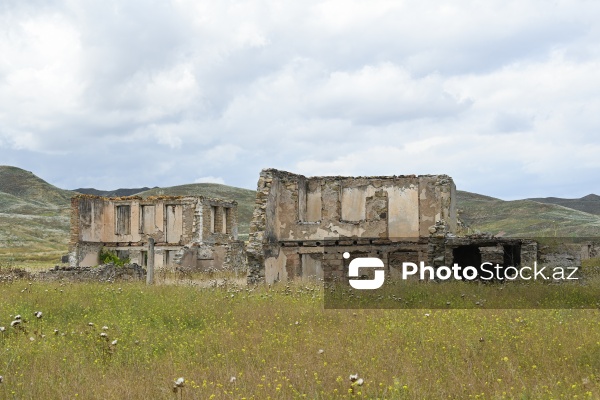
99;249;130;267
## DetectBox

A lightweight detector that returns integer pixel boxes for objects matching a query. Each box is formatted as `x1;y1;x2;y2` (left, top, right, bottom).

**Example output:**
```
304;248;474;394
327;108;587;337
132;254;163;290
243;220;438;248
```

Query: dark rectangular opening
453;245;482;268
503;244;521;267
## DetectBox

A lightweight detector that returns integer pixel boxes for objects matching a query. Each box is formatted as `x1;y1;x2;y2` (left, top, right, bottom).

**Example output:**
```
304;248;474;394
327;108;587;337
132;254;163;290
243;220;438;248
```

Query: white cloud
0;0;599;198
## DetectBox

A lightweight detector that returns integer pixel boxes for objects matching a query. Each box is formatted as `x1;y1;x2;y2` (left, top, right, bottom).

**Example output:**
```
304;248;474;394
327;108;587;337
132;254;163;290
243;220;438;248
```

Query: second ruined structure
69;194;245;271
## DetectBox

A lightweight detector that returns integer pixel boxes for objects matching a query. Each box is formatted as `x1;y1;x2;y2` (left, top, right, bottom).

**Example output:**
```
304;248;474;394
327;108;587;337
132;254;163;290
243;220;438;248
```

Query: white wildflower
88;322;94;327
34;311;42;319
102;326;108;331
0;375;3;383
318;349;324;354
100;332;108;338
111;339;118;346
349;374;359;382
14;315;21;320
0;327;5;332
229;376;236;383
175;377;185;387
356;378;364;386
10;320;20;327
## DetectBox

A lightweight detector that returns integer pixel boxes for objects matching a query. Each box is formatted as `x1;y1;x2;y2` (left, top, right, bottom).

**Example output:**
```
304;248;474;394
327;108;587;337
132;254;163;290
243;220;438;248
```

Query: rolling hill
0;166;74;265
457;190;600;237
74;187;157;197
527;194;600;216
2;165;600;266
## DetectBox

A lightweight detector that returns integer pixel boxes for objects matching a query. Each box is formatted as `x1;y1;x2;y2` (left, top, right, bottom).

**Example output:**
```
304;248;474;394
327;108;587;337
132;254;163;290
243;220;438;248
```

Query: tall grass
0;280;599;399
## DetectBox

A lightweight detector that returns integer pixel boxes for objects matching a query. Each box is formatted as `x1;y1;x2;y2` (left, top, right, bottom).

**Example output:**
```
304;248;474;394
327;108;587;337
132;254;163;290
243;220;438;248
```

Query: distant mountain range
527;194;600;216
1;165;600;265
73;187;157;197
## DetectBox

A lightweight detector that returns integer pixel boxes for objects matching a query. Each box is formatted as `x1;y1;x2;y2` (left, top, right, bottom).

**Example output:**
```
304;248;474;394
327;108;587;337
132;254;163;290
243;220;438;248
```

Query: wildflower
102;326;108;330
88;322;94;327
230;376;237;383
29;337;35;341
356;378;364;386
10;320;20;327
34;311;42;319
582;377;590;386
424;313;430;317
0;327;5;332
54;329;59;335
174;377;185;388
0;375;3;383
349;374;359;382
318;349;324;354
100;332;108;338
14;315;21;320
111;339;118;346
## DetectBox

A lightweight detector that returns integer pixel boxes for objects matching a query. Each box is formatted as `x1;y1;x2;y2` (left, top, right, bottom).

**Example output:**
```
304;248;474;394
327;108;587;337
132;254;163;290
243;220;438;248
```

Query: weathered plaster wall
70;194;242;271
247;169;457;283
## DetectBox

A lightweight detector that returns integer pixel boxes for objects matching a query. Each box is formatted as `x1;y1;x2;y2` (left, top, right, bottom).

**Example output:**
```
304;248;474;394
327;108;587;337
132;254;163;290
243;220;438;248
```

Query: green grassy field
1;280;599;399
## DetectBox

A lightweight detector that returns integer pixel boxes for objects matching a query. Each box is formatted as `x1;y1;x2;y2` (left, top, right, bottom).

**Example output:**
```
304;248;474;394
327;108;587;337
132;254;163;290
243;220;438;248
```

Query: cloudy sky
1;0;599;199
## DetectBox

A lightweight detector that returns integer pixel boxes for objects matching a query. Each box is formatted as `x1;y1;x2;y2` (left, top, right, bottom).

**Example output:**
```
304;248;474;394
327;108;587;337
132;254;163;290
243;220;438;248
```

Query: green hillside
0;165;73;207
528;194;600;216
456;190;600;237
0;166;73;265
73;187;155;197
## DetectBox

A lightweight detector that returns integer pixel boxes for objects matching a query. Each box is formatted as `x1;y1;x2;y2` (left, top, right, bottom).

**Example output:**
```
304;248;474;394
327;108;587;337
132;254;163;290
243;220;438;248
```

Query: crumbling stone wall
247;169;542;284
38;263;146;282
581;242;600;260
247;169;458;284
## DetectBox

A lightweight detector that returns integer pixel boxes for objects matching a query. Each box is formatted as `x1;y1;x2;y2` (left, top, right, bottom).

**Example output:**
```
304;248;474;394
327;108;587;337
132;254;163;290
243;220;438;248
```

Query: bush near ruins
99;249;130;267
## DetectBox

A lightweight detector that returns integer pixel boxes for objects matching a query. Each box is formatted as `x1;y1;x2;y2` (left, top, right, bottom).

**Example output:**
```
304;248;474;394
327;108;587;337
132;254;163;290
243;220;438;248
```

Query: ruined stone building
247;169;536;284
70;195;245;271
